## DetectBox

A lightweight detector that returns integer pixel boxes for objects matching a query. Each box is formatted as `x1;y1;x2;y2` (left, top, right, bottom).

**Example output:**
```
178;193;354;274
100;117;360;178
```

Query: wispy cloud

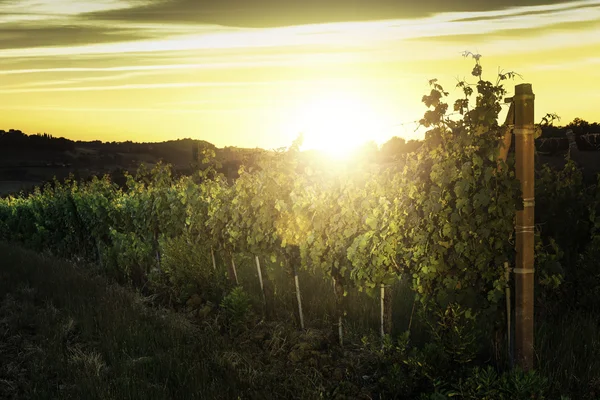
82;0;584;27
1;70;168;88
1;1;597;61
0;51;382;76
0;0;133;16
0;80;307;94
0;25;154;50
449;0;599;21
0;105;255;113
527;57;600;71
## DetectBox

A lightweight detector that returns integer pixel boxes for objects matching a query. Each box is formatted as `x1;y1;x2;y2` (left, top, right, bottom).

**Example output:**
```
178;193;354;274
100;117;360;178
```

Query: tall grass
0;243;240;399
1;241;597;399
537;312;600;398
0;242;402;399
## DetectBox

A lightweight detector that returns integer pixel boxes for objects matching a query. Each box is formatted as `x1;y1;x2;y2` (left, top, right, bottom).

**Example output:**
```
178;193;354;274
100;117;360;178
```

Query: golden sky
1;0;599;150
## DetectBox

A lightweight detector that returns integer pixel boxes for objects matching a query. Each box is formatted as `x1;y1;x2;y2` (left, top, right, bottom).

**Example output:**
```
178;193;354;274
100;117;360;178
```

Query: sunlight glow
290;91;385;159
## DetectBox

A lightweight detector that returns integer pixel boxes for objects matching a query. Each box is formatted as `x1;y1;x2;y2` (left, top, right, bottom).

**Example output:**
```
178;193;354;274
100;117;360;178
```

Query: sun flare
289;91;386;159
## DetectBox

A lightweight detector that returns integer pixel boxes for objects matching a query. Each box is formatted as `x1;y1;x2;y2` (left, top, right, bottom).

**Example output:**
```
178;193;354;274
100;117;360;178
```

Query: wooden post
505;262;512;365
513;83;535;371
498;99;515;366
332;276;344;347
292;263;305;329
255;256;266;309
380;284;385;339
229;254;239;285
210;247;217;271
380;284;392;338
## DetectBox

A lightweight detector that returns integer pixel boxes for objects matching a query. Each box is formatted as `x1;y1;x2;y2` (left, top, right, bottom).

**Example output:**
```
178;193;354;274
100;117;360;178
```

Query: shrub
152;234;228;306
425;366;554;399
220;286;253;334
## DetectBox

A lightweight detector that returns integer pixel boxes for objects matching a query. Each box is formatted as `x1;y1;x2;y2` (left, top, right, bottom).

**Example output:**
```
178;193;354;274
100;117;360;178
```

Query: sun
289;91;385;159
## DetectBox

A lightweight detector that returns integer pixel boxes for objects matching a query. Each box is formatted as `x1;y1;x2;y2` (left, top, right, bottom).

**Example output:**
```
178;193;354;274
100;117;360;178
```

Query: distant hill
0;129;267;196
2;118;600;196
0;129;216;167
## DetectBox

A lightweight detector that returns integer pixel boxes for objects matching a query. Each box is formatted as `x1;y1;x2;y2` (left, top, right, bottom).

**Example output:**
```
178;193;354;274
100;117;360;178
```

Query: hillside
0;129;266;196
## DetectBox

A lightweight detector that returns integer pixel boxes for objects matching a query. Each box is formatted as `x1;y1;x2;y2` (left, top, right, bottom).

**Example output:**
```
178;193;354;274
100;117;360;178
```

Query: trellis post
513;83;535;371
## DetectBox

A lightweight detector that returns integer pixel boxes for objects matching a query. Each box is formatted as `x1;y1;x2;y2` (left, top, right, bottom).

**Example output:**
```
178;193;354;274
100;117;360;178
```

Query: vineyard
2;56;600;399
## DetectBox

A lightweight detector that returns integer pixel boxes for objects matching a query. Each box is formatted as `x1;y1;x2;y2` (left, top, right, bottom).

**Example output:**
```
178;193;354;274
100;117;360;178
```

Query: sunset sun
290;92;384;159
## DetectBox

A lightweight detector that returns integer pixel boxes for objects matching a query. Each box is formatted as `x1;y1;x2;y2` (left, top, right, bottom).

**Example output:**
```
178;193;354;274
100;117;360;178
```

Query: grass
0;243;386;400
2;241;600;399
0;244;240;399
537;312;600;398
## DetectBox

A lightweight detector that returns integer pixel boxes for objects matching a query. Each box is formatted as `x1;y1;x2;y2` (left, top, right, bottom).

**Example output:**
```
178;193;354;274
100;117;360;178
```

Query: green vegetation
1;54;600;398
0;243;586;400
0;244;237;399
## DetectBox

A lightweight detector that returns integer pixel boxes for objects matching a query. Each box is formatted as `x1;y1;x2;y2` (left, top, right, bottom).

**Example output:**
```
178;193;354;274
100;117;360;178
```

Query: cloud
0;105;254;113
0;0;162;49
0;79;334;94
435;12;596;42
4;1;599;60
450;0;599;21
0;25;152;49
0;0;596;62
0;0;134;16
527;57;600;71
84;0;583;27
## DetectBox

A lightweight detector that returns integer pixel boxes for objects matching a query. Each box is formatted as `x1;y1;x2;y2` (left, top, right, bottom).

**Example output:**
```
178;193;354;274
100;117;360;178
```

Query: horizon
1;0;599;153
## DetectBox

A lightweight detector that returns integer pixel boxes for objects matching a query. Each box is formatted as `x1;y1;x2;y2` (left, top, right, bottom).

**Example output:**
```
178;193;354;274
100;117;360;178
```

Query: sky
1;0;599;151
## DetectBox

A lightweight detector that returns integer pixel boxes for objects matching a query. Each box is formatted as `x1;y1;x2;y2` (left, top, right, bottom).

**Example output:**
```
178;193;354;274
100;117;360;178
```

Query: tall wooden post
513;83;535;371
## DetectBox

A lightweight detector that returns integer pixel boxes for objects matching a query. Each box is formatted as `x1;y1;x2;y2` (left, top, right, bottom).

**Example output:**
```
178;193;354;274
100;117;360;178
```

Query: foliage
228;142;301;264
533;158;600;312
386;53;522;344
566;117;600;135
535;160;590;266
441;366;551;399
220;286;253;333
426;303;480;366
570;236;600;310
347;165;406;293
153;234;228;305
